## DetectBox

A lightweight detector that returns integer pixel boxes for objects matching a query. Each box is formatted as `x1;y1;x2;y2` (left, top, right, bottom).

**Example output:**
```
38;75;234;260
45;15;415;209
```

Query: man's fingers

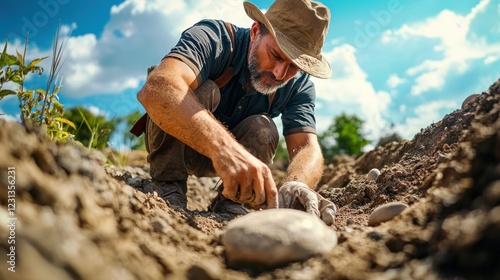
277;181;337;225
249;174;265;206
238;179;255;203
278;189;291;208
263;171;278;209
321;208;335;226
221;181;239;201
318;196;336;226
300;192;320;216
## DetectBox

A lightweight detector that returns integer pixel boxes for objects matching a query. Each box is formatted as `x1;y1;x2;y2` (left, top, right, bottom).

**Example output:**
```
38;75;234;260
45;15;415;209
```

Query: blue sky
1;0;499;149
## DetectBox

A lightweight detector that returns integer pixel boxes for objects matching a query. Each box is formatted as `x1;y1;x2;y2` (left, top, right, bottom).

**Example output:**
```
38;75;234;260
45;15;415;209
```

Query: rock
461;94;479;110
221;209;337;266
368;202;409;226
366;168;381;181
126;177;142;187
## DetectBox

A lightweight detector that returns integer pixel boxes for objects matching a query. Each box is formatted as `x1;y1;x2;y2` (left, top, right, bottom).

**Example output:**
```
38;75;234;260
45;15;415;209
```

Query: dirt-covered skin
0;79;499;280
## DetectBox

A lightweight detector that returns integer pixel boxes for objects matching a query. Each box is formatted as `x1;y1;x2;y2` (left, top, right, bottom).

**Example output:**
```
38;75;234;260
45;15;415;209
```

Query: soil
0;78;499;280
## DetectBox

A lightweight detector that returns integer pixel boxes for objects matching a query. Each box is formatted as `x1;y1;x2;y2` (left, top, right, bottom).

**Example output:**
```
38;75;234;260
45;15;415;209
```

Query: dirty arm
283;132;324;189
137;58;277;208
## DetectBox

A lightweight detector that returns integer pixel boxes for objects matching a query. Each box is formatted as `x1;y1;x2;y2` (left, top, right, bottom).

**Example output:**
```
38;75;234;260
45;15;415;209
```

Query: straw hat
244;0;332;79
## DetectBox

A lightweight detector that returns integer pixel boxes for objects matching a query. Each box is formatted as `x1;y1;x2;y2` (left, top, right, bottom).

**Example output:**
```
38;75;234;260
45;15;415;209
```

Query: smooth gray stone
368;202;409;226
366;168;381;181
222;209;337;266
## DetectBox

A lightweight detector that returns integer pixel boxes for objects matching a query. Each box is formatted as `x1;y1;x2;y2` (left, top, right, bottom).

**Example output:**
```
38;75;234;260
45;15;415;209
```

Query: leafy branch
0;22;75;142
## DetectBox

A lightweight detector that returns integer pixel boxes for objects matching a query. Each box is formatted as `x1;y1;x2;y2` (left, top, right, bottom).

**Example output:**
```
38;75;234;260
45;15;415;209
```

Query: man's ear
250;21;259;41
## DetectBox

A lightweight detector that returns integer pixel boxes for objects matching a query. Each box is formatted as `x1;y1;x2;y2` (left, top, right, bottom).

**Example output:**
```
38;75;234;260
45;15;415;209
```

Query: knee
244;114;279;148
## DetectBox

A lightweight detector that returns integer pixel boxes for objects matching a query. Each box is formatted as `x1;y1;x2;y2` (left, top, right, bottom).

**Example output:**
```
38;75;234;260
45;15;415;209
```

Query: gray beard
247;41;285;95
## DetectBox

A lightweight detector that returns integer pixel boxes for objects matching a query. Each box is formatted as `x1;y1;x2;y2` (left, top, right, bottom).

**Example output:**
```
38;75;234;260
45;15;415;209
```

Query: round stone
461;94;479;110
221;209;337;266
366;168;381;181
368;202;409;226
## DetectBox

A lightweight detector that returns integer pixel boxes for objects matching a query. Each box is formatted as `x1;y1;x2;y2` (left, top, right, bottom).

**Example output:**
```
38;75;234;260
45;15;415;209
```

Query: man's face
248;26;300;95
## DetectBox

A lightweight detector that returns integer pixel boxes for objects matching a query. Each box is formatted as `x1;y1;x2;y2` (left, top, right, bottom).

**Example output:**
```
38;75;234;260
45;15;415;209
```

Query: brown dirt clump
1;78;499;279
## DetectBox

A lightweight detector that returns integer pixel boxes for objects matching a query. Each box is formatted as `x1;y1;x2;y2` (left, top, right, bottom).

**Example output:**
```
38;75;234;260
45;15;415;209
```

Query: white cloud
0;114;19;122
312;44;391;143
394;100;458;139
382;0;500;95
387;74;406;89
484;55;498;64
28;0;252;97
0;82;18;91
60;23;77;36
0;103;20;122
87;105;108;117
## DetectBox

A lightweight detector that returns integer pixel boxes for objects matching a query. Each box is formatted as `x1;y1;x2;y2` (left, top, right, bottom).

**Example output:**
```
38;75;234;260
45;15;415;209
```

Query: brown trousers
145;80;279;181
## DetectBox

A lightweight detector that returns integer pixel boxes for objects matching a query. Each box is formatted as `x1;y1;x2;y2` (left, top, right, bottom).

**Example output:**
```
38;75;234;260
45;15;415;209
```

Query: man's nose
272;62;290;81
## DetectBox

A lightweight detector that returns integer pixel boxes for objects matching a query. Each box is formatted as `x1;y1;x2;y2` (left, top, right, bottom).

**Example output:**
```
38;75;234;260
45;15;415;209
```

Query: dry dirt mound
0;79;499;280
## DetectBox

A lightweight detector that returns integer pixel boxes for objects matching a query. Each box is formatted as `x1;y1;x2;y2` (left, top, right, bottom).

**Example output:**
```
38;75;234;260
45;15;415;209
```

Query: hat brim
244;1;332;79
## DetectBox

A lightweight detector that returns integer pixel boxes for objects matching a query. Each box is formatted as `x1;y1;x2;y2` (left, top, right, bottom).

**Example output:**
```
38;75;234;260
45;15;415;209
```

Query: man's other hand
278;181;336;225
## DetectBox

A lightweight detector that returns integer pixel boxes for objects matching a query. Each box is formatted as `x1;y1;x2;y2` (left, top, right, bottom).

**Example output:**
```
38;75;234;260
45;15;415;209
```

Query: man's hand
139;58;278;210
278;181;336;225
213;149;278;210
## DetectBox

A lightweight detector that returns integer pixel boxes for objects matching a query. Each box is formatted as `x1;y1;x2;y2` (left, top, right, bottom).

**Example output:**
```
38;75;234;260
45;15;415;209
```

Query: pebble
126;177;142;187
461;94;479;110
221;209;337;266
366;168;381;181
408;195;419;204
368;202;409;226
437;153;447;164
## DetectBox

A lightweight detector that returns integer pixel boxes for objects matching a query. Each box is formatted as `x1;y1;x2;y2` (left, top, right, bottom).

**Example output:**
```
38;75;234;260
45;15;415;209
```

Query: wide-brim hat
244;0;332;79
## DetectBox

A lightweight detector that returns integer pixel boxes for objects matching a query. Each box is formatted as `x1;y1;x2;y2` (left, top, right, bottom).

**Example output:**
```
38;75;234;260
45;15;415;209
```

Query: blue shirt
166;19;317;136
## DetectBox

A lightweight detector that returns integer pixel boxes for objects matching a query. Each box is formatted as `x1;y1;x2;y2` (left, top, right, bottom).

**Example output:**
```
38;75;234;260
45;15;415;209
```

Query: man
135;0;336;225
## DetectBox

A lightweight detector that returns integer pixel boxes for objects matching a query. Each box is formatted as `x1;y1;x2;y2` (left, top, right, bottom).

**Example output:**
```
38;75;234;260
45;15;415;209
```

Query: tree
318;113;370;162
117;110;146;150
274;138;288;161
63;107;116;149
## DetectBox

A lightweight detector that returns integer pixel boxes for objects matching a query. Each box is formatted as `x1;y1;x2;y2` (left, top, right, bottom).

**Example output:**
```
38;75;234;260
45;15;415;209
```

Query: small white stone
221;209;337;266
366;168;381;181
368;202;409;226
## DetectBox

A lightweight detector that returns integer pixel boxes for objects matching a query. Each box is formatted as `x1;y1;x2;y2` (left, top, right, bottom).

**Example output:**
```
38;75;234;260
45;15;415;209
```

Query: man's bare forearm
137;59;278;207
284;142;324;189
138;65;242;161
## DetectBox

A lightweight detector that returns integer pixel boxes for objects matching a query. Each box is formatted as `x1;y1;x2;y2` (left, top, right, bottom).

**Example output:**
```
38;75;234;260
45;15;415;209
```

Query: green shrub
0;23;75;142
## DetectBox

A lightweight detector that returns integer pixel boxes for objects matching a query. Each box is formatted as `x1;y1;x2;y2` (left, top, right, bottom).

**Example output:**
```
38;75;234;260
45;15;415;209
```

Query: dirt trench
0;79;499;280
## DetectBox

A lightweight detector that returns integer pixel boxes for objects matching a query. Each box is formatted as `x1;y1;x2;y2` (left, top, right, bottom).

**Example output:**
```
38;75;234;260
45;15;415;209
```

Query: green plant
318;113;371;161
116;110;146;150
63;107;116;150
274;138;288;161
0;38;46;109
0;23;75;142
104;148;131;167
